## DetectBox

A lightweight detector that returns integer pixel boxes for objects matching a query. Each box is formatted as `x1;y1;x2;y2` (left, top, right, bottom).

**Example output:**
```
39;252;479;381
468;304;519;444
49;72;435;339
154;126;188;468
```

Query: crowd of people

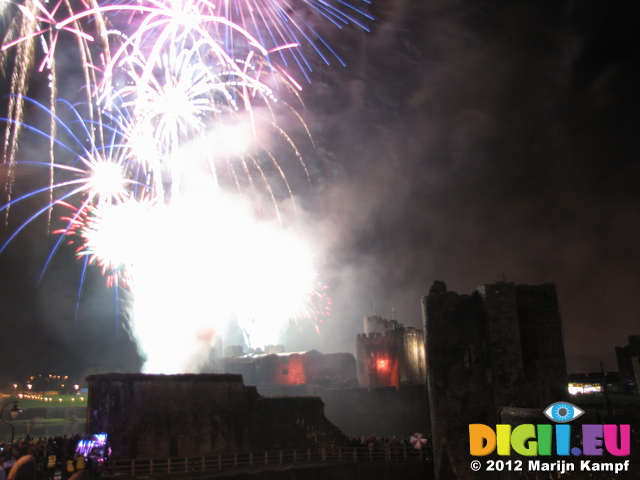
343;433;429;449
338;433;432;461
1;434;93;480
1;431;429;480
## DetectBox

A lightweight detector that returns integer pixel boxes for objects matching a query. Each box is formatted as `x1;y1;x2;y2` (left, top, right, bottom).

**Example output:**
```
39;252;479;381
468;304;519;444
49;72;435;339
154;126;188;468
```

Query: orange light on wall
376;358;389;372
285;355;307;385
371;353;400;389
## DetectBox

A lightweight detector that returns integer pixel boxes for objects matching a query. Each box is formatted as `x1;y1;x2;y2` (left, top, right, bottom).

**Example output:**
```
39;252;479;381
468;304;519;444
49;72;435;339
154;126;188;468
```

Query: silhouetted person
7;455;37;480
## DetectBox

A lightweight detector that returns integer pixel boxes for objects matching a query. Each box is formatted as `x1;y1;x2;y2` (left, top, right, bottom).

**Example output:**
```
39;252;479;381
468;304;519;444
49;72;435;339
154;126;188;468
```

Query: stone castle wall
86;373;346;460
223;351;356;387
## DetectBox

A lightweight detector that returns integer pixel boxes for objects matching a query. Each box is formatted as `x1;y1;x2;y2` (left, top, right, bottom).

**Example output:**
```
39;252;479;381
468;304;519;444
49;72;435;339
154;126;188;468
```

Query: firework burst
0;0;374;373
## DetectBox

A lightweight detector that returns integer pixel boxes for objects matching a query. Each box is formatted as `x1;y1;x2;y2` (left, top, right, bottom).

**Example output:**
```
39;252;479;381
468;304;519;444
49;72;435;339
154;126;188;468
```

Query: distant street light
1;400;21;460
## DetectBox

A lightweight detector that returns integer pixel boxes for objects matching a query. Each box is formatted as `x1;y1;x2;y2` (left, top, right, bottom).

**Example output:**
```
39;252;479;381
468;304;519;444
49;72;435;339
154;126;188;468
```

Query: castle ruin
82;280;581;477
423;281;568;480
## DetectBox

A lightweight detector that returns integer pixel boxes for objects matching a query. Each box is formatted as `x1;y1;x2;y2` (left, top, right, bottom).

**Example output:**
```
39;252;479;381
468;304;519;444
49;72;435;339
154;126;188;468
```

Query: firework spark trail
0;0;373;373
2;0;372;208
55;2;270;87
200;0;374;82
2;0;38;225
0;97;143;261
1;0;116;227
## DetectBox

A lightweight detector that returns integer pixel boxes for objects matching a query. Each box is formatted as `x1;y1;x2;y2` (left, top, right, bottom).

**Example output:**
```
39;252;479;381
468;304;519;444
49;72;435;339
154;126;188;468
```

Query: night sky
1;0;640;380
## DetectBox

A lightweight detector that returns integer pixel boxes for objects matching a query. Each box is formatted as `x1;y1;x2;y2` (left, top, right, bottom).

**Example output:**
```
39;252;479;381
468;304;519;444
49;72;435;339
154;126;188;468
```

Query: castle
221;317;427;392
86;280;582;478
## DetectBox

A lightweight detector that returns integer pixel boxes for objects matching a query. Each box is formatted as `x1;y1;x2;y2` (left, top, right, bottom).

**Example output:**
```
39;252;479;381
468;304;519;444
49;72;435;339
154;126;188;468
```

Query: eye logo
543;402;584;423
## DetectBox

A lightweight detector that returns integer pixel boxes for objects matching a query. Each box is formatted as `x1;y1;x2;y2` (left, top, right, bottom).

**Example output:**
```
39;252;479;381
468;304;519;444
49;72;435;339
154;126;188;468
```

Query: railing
103;446;429;477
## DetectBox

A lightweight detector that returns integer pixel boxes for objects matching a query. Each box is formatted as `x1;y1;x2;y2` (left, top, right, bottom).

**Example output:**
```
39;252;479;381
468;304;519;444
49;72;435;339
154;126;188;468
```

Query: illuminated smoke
1;0;371;373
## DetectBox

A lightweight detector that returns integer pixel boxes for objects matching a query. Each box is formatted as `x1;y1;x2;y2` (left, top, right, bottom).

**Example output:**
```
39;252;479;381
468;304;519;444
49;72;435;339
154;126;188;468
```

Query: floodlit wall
224;351;357;387
356;317;427;389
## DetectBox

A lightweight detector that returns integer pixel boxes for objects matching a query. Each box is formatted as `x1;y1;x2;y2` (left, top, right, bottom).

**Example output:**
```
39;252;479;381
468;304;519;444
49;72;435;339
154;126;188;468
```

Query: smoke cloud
284;0;640;372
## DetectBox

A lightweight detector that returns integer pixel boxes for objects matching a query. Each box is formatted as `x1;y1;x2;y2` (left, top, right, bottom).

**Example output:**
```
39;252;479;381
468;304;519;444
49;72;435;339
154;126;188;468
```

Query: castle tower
616;334;640;387
423;281;567;480
356;316;426;389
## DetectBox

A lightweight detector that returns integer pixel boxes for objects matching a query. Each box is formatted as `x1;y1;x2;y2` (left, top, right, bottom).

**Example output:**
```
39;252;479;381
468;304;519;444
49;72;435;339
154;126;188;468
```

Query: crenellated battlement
356;316;426;390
